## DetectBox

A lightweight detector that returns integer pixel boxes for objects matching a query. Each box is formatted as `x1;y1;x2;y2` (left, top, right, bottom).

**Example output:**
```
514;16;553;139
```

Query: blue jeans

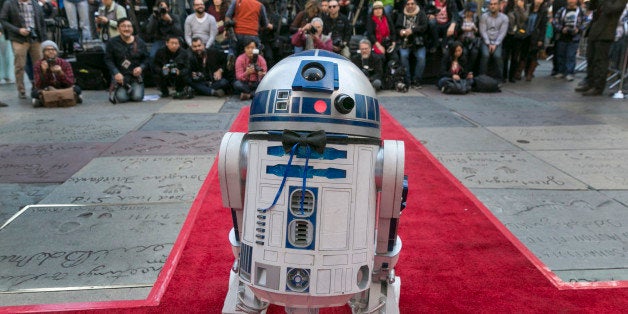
556;40;579;75
115;80;144;103
150;40;165;61
479;43;503;80
188;78;230;96
398;46;426;84
233;80;259;94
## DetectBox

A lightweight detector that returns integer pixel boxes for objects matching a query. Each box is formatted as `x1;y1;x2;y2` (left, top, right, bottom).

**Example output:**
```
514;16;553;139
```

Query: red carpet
3;107;628;313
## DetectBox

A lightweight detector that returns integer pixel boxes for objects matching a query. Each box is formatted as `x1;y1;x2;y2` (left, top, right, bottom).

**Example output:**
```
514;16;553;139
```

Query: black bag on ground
472;74;501;93
75;67;108;90
441;78;469;94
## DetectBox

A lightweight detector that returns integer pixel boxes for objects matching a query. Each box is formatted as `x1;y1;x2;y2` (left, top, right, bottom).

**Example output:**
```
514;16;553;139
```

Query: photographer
233;39;267;100
290;17;333;51
32;40;82;106
322;0;351;57
552;0;585;82
0;0;47;99
154;35;192;99
351;38;384;91
395;0;428;88
146;0;183;60
95;0;127;42
104;18;149;103
366;1;397;63
188;37;229;97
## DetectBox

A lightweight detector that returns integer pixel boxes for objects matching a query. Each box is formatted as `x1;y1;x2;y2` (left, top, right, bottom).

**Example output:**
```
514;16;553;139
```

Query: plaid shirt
18;0;35;29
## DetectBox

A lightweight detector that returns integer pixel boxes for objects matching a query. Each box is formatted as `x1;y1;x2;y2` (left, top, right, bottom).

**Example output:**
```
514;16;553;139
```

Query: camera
162;61;178;75
154;6;167;16
46;58;55;65
307;26;317;35
224;19;236;28
28;27;38;39
251;49;263;72
361;65;370;77
332;38;345;48
395;81;408;93
191;71;205;81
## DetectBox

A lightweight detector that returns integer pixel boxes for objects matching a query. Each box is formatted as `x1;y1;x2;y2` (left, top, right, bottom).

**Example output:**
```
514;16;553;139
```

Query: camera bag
40;87;77;107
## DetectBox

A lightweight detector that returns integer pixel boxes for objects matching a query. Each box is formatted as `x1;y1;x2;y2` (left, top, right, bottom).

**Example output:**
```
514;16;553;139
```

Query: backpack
472;74;501;93
75;67;108;90
441;78;470;95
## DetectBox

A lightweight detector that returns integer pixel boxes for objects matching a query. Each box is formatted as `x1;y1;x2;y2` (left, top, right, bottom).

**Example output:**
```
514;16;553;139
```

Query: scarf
372;14;390;54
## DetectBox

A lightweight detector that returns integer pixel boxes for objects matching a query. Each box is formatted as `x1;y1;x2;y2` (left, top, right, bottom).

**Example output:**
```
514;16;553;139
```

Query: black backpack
472;74;501;93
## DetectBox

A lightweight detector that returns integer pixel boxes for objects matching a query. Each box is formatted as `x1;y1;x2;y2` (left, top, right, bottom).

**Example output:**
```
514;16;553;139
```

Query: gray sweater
184;13;218;48
479;11;509;46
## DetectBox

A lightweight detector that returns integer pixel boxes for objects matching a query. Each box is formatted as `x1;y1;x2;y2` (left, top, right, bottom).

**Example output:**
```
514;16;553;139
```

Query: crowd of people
0;0;627;107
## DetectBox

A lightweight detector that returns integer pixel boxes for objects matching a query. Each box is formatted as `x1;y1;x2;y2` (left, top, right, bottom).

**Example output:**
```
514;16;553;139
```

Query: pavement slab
434;151;587;189
158;98;225;113
472;188;628;281
0;203;189;292
139;113;235;131
432;94;555;112
456;109;600;127
379;96;449;111
40;155;214;205
0;113;151;143
0;183;58;223
531;150;628;189
488;125;628;150
101;130;225;157
385;109;475;128
0;143;111;183
407;127;521;152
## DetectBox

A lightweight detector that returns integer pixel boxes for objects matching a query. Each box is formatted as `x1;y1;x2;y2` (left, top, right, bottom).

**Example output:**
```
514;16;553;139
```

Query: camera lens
302;63;325;81
334;94;354;114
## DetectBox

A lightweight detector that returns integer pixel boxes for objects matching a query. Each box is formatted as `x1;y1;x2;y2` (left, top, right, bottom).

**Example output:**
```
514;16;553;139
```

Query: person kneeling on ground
104;18;149;103
32;40;82;107
233;39;267;100
351;38;384;91
188;37;229;97
437;41;474;93
154;35;193;99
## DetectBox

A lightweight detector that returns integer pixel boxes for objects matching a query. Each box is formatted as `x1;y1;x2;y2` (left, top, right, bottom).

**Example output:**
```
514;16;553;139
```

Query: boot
525;61;538;81
514;60;525;80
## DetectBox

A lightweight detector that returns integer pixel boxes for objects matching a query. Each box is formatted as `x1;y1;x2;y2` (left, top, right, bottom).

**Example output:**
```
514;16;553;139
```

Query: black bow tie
281;130;327;155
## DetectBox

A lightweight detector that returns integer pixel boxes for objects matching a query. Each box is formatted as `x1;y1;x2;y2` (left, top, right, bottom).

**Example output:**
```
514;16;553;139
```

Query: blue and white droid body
219;50;406;313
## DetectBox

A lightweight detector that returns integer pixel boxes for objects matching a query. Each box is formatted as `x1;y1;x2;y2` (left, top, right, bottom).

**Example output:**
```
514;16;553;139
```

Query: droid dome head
249;50;381;138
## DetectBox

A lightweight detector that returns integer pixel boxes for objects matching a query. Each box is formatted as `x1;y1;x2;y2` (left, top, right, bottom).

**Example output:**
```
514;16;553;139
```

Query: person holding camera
291;17;333;51
395;0;428;88
104;18;149;103
0;0;47;99
322;0;351;58
154;35;192;99
351;38;384;91
185;0;219;49
366;1;397;63
32;40;82;106
233;39;267;100
552;0;585;82
95;0;127;42
147;0;183;60
188;37;229;96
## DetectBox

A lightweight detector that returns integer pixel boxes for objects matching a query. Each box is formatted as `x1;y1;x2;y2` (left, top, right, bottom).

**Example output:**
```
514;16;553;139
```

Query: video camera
251;49;263;72
28;26;38;39
162;60;178;75
154;6;168;16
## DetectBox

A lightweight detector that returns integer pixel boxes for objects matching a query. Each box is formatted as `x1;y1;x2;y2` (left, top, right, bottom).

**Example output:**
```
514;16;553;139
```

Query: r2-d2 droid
219;50;407;313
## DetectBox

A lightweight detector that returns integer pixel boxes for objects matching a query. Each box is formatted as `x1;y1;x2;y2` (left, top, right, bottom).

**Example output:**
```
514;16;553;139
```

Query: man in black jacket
576;0;628;96
0;0;47;99
322;0;352;58
104;18;149;103
146;0;183;60
154;35;192;99
188;37;230;97
352;38;383;90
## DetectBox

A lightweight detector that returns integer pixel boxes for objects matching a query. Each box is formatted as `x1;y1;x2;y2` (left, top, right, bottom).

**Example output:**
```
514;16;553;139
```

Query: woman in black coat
520;0;548;81
437;41;474;90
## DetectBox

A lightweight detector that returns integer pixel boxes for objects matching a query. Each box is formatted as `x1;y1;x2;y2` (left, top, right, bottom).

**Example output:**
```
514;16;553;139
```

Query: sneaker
582;87;603;96
574;85;590;92
553;73;565;79
565;74;574;81
212;89;226;97
19;92;26;99
172;91;184;99
32;98;42;107
239;92;251;100
0;101;8;107
77;94;83;104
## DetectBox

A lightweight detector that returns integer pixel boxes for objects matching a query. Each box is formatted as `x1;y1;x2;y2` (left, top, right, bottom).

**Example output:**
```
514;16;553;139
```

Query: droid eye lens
334;94;354;114
302;63;326;81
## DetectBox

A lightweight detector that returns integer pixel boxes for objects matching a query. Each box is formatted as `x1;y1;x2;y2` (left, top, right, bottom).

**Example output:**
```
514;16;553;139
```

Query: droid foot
222;270;269;314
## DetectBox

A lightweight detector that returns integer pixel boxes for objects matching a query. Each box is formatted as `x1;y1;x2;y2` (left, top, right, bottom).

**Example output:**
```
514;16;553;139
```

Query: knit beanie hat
41;40;59;53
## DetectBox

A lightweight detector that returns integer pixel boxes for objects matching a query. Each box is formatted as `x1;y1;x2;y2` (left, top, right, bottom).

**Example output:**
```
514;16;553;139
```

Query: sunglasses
329;5;338;7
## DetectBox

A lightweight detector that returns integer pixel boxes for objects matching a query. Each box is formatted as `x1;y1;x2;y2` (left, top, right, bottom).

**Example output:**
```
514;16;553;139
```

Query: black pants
586;39;613;90
159;73;186;94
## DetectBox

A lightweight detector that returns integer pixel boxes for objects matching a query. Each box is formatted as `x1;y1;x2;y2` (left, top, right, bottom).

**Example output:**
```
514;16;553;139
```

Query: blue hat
466;2;477;12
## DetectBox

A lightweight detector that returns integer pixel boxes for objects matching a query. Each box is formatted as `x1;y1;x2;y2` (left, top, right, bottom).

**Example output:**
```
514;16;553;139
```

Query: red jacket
34;57;75;90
